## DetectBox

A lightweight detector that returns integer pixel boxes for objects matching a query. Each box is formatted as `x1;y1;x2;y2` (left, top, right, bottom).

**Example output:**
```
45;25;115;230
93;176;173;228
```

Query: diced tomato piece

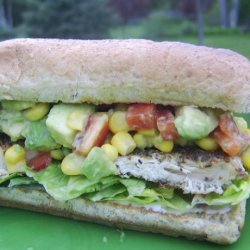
211;127;242;156
219;113;239;137
156;107;179;140
211;113;249;156
28;152;52;171
77;113;109;156
126;104;157;130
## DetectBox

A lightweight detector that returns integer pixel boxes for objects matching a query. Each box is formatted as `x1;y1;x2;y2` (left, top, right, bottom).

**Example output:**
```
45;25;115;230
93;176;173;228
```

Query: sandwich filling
0;101;250;212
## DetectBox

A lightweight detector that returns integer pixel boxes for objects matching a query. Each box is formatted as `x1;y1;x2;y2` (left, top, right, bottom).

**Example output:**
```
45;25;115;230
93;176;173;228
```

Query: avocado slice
46;103;95;148
174;106;218;140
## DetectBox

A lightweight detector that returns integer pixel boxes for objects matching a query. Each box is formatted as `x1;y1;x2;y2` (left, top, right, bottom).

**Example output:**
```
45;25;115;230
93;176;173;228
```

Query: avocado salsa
0;100;249;211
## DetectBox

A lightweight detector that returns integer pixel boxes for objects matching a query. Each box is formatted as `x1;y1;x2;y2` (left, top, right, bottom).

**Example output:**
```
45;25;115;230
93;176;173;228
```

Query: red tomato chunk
77;113;109;156
157;108;179;140
211;114;247;156
28;152;52;171
219;113;239;137
126;104;157;130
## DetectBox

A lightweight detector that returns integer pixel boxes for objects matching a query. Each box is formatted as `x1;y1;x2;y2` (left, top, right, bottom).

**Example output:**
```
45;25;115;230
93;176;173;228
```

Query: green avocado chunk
46;103;95;148
24;119;60;151
174;106;218;140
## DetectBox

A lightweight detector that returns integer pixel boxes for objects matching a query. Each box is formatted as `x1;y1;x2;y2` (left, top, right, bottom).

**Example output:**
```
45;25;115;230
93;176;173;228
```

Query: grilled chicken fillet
116;147;248;194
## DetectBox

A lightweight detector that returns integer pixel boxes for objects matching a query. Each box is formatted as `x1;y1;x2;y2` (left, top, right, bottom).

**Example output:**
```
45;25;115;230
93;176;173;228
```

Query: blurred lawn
179;35;250;58
110;25;250;58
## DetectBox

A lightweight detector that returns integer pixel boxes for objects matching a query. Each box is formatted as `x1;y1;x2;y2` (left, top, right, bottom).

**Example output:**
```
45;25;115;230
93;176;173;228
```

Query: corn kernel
234;117;248;133
138;129;158;136
242;154;250;171
23;103;50;121
196;137;218;151
101;144;118;161
6;159;26;174
67;110;89;131
153;136;174;153
244;129;250;135
4;144;26;164
133;133;148;149
109;111;131;133
111;132;136;156
242;148;250;171
61;152;85;175
51;149;64;160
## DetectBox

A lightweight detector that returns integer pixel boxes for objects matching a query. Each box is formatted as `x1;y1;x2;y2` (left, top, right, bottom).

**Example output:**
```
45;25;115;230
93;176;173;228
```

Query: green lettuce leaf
0;173;20;184
160;195;190;211
192;178;250;206
120;178;146;196
0;110;30;141
82;147;119;180
26;164;103;201
92;182;189;211
86;184;126;202
24;119;60;150
124;188;160;204
154;186;174;199
8;177;38;187
25;163;121;201
99;176;121;188
1;100;34;111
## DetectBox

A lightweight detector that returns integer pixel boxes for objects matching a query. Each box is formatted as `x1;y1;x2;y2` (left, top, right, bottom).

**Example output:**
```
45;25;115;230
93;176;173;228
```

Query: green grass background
110;25;250;58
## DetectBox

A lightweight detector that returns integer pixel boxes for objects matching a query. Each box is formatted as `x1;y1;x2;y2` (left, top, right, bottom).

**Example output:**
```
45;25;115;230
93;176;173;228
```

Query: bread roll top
0;38;249;112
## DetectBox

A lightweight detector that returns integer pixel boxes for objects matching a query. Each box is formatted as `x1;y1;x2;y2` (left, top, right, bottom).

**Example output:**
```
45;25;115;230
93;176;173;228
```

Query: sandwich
0;38;249;244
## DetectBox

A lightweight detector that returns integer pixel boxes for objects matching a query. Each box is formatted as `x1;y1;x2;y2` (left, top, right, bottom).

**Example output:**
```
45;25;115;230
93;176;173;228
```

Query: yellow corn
4;144;26;173
196;137;218;151
138;129;158;136
111;132;136;156
23;103;50;121
244;128;250;135
133;133;148;149
233;117;250;135
234;117;248;133
154;140;173;153
242;153;250;171
51;149;64;160
153;136;174;153
109;111;131;133
67;110;89;131
4;144;26;164
6;159;26;174
242;147;250;171
61;152;85;175
101;144;118;161
155;141;174;153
